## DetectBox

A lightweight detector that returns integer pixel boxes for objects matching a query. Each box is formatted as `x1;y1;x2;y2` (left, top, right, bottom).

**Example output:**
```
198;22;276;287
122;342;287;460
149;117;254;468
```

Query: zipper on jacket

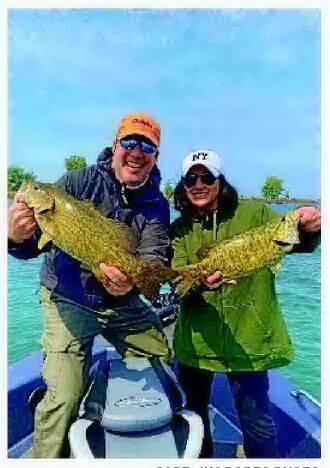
213;209;217;240
212;209;232;369
199;209;230;366
199;209;218;246
121;184;128;205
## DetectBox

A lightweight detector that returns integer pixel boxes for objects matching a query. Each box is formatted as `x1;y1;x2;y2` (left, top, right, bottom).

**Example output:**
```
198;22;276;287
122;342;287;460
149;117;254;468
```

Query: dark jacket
9;148;171;309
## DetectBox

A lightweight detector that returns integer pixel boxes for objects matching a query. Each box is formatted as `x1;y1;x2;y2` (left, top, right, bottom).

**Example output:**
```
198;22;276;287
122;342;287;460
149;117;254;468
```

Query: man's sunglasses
119;137;157;155
182;172;217;189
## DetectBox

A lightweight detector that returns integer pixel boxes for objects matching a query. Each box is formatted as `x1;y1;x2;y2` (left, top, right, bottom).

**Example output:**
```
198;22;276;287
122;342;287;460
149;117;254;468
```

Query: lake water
7;202;321;401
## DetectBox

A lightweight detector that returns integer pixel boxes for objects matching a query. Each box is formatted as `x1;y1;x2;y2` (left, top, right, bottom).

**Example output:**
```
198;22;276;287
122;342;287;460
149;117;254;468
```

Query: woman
170;149;321;458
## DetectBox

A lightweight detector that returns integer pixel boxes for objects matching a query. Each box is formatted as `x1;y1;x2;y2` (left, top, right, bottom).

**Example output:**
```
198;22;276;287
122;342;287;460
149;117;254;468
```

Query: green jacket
170;202;295;372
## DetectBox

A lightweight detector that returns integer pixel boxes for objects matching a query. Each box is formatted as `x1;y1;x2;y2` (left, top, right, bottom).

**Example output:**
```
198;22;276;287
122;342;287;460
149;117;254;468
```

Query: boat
8;300;321;459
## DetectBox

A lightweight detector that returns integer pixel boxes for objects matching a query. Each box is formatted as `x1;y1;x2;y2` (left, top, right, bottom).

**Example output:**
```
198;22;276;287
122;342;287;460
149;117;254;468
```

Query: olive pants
32;286;170;458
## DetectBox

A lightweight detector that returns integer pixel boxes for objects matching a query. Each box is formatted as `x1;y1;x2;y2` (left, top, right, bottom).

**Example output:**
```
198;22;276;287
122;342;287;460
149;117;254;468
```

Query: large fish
175;211;300;296
17;180;177;300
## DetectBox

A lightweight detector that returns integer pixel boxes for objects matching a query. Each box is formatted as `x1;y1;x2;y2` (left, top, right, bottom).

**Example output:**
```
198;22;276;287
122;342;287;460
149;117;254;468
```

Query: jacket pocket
176;303;225;359
223;302;271;358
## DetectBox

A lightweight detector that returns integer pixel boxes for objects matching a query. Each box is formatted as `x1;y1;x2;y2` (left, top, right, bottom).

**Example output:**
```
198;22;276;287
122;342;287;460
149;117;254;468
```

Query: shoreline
7;192;320;205
238;196;320;205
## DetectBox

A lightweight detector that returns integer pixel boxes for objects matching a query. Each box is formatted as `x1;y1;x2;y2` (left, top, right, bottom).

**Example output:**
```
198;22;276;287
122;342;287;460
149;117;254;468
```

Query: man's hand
294;206;321;233
201;271;222;289
8;193;37;243
99;264;133;296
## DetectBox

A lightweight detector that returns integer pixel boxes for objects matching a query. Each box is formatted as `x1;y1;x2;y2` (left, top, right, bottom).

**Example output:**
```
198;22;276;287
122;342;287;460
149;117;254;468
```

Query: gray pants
33;286;170;458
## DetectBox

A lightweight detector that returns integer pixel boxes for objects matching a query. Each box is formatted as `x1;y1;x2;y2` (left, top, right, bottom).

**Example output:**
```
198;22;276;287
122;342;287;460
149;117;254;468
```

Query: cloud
8;9;320;198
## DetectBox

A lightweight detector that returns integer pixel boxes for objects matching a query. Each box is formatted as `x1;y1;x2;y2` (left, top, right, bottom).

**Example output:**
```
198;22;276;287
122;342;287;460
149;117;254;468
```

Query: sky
7;8;321;198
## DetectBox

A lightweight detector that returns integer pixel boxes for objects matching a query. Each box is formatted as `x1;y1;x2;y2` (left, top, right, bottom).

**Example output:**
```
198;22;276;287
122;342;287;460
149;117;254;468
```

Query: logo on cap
132;118;152;128
192;152;208;162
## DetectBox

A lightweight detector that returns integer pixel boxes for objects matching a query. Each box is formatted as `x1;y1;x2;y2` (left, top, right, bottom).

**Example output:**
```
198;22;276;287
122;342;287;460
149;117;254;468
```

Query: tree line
8;159;311;203
163;176;290;203
7;156;87;194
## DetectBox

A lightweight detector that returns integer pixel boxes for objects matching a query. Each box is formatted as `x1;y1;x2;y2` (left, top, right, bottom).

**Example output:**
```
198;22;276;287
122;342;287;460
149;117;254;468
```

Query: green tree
8;165;37;192
163;181;175;202
65;155;87;172
261;176;285;200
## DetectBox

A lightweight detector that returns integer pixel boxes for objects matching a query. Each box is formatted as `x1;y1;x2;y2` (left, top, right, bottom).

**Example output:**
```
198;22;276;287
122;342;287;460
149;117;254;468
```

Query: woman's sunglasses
119;137;157;155
182;172;217;189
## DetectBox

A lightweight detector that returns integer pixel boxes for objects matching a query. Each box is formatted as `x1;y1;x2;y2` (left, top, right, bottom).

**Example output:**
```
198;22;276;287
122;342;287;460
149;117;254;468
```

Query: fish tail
136;261;178;301
174;266;198;297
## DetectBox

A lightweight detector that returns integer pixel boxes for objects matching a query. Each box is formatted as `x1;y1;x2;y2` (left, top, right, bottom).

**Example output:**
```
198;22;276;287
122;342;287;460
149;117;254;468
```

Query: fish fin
135;261;179;300
270;262;281;273
38;233;52;250
174;266;198;297
216;278;237;287
80;199;96;208
196;245;212;260
224;279;237;285
196;239;224;260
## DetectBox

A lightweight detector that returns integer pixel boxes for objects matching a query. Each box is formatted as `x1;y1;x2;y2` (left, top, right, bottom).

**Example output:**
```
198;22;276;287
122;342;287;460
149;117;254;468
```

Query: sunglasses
182;172;217;189
119;137;157;155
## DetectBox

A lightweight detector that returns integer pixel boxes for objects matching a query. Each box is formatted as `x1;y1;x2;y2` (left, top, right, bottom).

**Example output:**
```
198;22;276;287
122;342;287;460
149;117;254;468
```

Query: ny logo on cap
192;152;208;162
132;118;152;128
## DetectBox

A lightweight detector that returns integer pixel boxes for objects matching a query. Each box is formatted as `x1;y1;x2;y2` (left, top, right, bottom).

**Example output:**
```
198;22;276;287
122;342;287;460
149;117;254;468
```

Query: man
8;112;171;458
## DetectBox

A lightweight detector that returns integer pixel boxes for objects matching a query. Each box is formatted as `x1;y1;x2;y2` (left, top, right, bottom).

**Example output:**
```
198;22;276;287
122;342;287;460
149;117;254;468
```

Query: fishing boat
8;299;321;459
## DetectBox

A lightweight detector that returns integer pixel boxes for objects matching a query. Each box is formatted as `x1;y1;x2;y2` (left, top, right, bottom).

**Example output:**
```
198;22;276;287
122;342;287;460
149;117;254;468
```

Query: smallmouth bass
18;180;177;300
175;211;300;296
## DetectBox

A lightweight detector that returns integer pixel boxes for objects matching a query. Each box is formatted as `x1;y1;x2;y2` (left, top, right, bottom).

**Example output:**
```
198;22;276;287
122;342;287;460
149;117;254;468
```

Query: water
7;202;321;401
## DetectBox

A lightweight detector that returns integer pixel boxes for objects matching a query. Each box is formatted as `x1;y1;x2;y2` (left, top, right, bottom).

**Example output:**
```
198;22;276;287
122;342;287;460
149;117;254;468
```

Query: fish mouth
274;239;299;250
38;207;53;214
274;240;292;247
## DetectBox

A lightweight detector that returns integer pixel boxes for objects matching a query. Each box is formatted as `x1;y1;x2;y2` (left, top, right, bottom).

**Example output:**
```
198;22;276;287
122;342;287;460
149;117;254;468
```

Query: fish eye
33;185;40;191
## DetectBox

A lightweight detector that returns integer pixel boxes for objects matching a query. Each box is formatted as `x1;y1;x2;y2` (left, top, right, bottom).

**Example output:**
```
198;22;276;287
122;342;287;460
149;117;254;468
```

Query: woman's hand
201;271;223;289
294;206;321;233
99;264;133;296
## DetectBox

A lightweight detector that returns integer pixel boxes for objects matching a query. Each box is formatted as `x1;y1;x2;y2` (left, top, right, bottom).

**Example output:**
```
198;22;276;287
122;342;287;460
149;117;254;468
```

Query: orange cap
116;112;161;146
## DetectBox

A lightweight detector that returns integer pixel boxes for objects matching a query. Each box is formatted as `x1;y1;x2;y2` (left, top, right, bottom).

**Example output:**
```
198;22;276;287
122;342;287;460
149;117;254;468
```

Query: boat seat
69;357;203;458
82;358;183;431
